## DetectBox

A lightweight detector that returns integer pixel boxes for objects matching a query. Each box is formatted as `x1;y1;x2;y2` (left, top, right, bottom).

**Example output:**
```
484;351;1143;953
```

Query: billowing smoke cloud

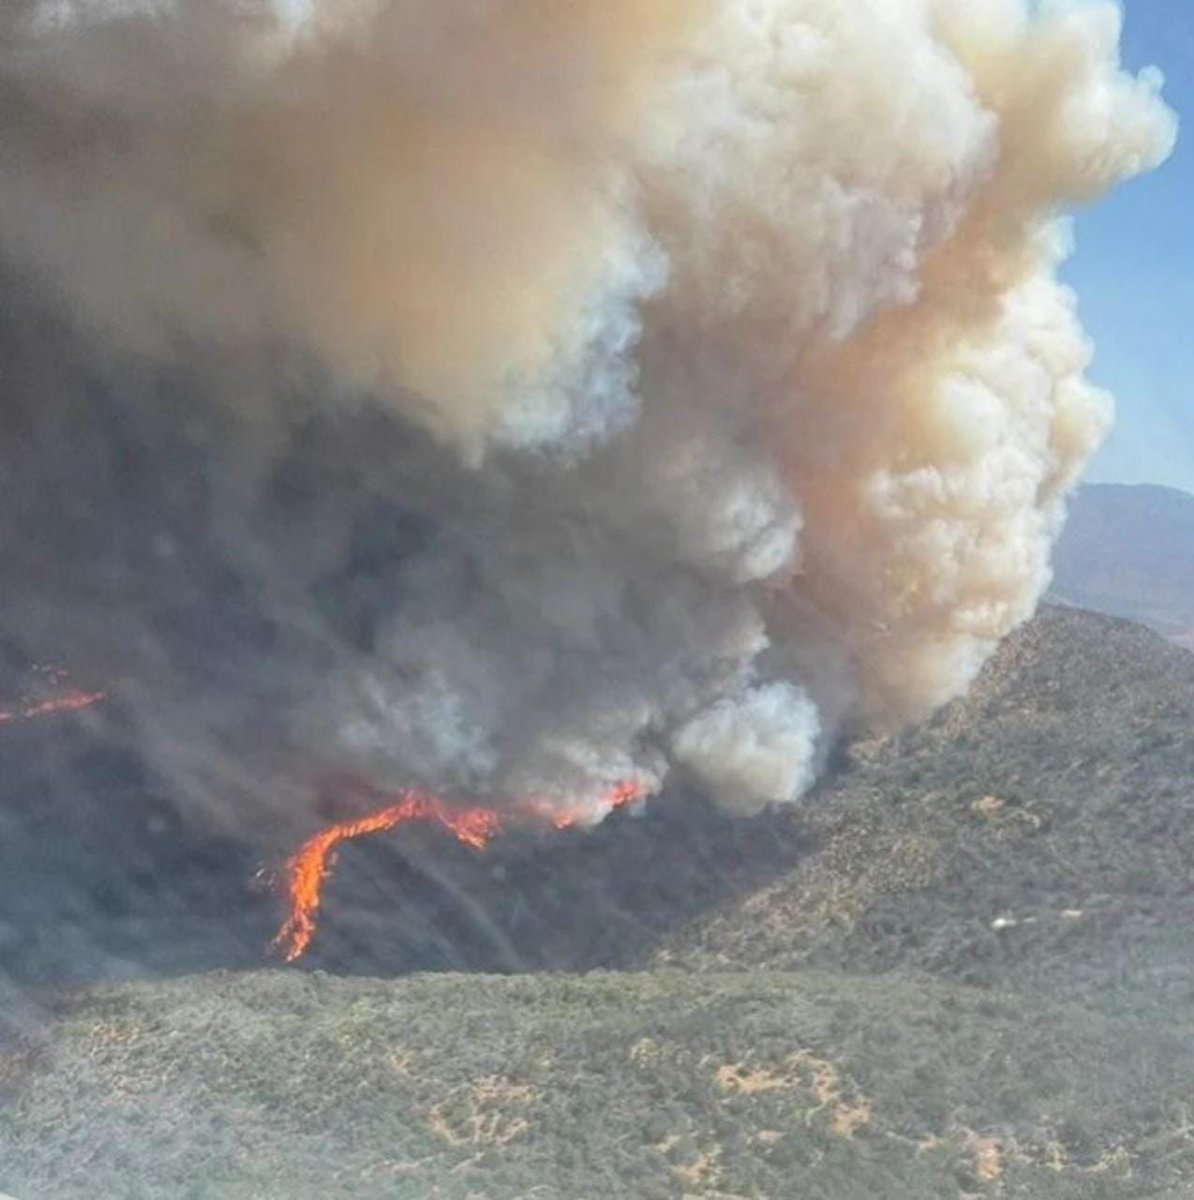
0;0;1176;830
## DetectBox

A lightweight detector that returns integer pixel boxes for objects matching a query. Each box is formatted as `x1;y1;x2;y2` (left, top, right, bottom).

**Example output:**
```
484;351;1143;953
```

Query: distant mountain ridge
1051;482;1194;649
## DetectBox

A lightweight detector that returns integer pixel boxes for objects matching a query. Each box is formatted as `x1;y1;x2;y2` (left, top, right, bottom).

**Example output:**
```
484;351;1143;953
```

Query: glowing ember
272;780;648;963
0;687;106;726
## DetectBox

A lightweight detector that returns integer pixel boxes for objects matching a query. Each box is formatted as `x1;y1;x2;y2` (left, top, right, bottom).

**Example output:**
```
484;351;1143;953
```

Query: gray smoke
0;0;1176;836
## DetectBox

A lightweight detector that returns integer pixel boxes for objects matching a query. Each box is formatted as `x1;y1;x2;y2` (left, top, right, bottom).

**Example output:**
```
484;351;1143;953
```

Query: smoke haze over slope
0;0;1176;836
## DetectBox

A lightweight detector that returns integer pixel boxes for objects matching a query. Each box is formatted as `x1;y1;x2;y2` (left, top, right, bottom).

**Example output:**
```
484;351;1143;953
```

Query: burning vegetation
0;667;105;727
271;781;646;962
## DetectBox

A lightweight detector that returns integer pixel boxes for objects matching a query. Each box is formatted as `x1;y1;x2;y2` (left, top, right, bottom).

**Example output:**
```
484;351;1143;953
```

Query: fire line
271;780;647;962
0;688;107;726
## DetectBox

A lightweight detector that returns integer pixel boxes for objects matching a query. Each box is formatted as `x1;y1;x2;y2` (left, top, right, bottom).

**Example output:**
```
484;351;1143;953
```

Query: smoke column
0;1;1176;834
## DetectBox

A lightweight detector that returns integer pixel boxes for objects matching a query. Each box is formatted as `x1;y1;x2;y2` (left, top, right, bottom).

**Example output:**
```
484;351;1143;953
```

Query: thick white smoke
0;0;1176;823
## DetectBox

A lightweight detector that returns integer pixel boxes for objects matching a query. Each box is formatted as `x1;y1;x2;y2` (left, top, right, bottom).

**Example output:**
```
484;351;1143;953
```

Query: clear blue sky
1063;0;1193;494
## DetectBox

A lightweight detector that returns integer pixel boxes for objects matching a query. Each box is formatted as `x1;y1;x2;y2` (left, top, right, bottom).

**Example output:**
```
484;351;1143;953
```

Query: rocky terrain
2;606;1193;1198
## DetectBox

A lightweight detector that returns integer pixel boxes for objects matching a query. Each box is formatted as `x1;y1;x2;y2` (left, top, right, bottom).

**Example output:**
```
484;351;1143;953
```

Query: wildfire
0;667;106;727
271;779;648;962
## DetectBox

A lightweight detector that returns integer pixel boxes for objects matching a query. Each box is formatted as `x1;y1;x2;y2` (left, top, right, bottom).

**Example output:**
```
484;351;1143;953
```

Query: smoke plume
0;0;1176;833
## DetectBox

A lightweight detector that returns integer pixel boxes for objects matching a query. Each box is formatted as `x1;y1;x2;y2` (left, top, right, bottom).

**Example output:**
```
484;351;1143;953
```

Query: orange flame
271;780;647;962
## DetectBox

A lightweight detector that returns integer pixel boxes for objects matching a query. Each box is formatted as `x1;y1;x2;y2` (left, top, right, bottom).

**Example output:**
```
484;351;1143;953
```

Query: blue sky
1063;0;1193;494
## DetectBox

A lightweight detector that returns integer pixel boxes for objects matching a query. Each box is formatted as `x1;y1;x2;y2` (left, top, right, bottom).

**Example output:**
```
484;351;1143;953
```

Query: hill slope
2;607;1194;1198
4;968;1194;1200
649;609;1194;1015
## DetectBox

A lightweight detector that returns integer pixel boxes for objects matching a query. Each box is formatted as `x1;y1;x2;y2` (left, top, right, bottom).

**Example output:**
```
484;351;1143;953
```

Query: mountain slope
649;608;1194;1014
4;968;1194;1200
3;607;1194;1198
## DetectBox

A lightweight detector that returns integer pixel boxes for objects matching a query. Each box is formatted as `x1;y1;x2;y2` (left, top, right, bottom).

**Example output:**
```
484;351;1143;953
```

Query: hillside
5;967;1193;1200
1052;483;1194;648
2;607;1194;1198
649;608;1194;1011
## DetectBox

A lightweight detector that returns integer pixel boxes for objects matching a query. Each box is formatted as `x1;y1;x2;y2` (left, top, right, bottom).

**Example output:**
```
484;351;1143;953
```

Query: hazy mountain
1052;483;1194;649
4;607;1193;1198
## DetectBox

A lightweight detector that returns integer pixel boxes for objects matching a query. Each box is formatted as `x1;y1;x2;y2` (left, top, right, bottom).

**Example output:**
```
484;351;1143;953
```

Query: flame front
271;781;647;963
0;677;106;727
